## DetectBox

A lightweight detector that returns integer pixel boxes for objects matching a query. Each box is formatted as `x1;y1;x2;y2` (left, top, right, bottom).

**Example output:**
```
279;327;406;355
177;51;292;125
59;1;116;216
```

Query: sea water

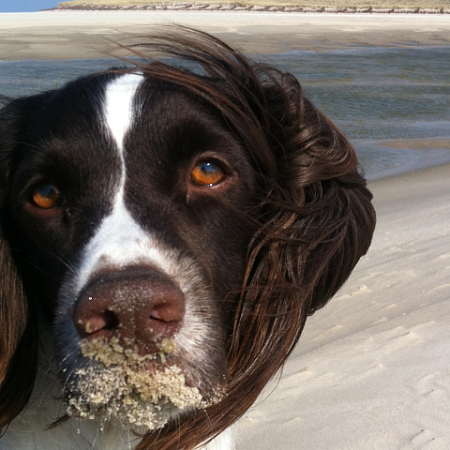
1;46;449;180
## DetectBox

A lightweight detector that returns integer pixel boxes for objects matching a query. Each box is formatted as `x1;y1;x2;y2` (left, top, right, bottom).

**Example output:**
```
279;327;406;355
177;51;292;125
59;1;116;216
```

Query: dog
0;29;375;450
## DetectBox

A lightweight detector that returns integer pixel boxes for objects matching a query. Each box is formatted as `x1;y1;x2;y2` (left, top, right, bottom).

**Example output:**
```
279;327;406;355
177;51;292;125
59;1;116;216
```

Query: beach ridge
54;3;450;14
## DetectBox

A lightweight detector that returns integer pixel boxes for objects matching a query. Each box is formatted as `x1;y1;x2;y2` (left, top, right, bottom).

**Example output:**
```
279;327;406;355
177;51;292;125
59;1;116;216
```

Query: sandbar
1;11;450;60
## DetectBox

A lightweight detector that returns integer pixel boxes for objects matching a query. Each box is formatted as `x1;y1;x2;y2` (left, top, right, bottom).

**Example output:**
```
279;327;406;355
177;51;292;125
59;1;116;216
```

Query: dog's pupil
201;162;215;175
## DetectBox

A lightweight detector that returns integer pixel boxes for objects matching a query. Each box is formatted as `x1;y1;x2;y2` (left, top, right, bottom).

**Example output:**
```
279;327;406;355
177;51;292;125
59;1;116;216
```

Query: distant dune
56;0;450;14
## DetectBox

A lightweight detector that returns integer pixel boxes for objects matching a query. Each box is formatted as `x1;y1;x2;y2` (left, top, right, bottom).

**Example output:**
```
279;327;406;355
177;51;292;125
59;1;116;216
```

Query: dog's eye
31;184;62;209
190;162;226;186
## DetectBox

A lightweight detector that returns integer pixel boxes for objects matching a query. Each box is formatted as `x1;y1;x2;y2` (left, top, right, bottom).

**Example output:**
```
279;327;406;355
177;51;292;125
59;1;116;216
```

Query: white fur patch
103;73;143;157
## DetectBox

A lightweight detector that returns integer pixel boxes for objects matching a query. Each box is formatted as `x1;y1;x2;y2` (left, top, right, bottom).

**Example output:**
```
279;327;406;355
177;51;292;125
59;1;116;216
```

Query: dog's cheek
182;200;253;312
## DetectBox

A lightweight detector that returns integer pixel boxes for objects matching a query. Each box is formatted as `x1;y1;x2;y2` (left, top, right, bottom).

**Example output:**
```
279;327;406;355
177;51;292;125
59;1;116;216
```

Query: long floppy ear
230;72;376;356
262;77;376;315
0;95;45;428
222;71;376;433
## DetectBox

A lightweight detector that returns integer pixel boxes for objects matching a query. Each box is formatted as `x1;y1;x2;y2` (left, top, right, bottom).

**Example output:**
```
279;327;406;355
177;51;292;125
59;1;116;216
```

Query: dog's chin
63;337;226;431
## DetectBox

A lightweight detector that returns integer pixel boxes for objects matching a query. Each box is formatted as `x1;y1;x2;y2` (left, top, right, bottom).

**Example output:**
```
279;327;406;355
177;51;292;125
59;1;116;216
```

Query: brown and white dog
0;29;375;450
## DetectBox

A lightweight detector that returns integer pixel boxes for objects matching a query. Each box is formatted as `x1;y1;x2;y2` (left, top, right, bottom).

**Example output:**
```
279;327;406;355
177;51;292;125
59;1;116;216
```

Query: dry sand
239;164;450;450
1;11;450;60
1;10;449;450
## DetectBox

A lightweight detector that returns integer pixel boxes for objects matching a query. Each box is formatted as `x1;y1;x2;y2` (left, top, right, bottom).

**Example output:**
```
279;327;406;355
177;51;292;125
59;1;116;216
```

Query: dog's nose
72;268;185;355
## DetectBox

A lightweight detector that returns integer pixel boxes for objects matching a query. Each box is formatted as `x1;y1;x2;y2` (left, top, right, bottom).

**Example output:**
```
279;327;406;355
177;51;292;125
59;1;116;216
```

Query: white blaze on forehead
74;72;164;293
103;73;144;154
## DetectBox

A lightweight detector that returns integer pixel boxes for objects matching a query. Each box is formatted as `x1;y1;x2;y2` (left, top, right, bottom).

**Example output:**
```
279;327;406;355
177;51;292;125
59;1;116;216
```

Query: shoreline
1;11;450;60
363;138;450;181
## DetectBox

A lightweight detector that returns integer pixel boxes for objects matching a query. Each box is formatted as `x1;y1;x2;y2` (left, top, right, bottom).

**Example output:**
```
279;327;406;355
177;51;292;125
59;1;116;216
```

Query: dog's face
8;72;260;428
0;30;375;450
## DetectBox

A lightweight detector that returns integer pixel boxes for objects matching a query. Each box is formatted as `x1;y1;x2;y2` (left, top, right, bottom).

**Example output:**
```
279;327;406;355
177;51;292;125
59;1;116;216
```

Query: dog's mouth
65;336;225;430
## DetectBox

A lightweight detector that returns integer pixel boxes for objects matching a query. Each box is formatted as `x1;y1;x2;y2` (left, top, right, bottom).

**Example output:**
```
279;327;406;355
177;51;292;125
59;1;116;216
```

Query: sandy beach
1;11;450;60
239;163;450;450
1;10;449;450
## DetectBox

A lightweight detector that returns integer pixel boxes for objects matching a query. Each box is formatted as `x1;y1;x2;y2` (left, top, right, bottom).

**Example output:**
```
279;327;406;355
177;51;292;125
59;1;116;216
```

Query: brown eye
31;184;62;209
190;162;226;186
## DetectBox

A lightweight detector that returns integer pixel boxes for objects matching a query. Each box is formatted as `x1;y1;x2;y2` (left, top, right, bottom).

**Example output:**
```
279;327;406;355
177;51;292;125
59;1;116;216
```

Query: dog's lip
74;334;226;396
64;355;212;430
79;334;175;361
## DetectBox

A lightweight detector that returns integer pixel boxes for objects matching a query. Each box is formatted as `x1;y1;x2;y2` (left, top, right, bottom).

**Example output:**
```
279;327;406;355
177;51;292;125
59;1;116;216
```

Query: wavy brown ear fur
0;97;42;429
120;28;376;450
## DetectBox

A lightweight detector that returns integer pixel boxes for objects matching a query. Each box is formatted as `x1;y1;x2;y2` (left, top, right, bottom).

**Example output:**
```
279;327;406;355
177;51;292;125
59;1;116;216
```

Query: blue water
1;46;450;180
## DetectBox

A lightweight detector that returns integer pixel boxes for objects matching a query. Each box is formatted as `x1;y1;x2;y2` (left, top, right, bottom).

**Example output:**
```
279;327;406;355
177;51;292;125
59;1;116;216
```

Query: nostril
146;295;185;340
102;310;120;331
149;293;185;324
77;310;119;336
149;305;179;323
150;311;166;322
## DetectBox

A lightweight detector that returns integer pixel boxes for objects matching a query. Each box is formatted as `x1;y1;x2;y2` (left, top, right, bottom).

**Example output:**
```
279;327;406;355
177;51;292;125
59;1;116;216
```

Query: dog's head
0;29;375;449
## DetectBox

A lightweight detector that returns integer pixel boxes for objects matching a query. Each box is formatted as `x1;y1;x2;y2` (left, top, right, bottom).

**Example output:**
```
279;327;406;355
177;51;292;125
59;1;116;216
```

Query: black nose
72;268;185;355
